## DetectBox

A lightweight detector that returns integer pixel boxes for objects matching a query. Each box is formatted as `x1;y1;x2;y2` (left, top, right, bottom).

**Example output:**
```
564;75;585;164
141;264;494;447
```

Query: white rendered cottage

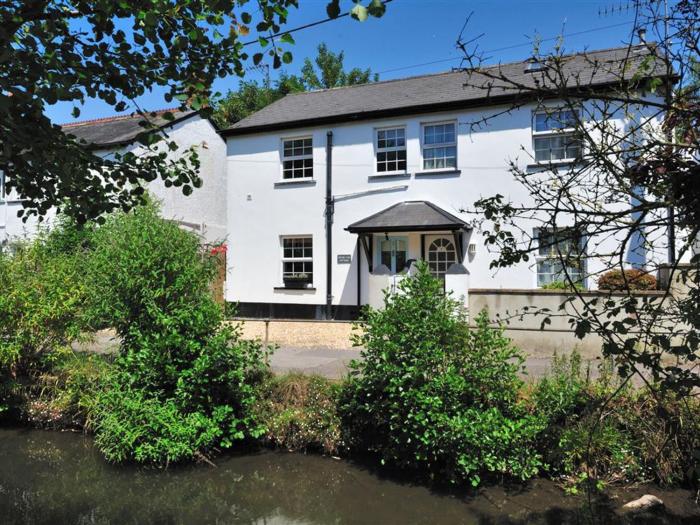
223;46;669;320
0;110;227;245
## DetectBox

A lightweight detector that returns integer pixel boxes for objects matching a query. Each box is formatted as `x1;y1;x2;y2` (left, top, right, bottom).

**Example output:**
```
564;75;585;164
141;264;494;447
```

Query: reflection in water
0;428;697;525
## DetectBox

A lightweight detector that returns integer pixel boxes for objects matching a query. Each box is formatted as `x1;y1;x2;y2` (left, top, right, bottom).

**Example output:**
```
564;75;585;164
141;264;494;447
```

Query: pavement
269;346;363;379
73;330;592;381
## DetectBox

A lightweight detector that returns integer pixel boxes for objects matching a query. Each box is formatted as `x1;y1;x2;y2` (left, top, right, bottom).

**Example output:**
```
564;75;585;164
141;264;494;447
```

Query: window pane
535;110;577;132
376;127;406;173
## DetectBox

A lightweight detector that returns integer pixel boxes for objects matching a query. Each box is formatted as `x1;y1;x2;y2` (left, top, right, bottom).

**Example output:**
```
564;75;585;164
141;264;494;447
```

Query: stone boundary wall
234;318;356;349
469;288;667;359
233;287;675;359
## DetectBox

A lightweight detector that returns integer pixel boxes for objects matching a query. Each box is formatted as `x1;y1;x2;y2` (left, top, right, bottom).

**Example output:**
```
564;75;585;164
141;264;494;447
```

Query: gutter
325;130;334;320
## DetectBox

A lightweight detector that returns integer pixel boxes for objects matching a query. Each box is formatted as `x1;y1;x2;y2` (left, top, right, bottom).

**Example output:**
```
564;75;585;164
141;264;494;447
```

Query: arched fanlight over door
427;237;457;278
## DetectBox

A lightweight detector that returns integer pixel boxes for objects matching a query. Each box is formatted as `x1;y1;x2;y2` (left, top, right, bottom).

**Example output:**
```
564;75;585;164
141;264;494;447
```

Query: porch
346;201;471;308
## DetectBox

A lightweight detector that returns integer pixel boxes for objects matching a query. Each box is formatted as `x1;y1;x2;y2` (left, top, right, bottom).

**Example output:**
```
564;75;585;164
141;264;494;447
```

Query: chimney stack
638;28;647;44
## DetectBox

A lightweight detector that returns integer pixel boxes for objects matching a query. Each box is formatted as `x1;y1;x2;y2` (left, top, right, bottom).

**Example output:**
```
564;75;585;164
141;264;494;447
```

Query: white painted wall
228;104;547;307
0;115;226;246
226;100;665;309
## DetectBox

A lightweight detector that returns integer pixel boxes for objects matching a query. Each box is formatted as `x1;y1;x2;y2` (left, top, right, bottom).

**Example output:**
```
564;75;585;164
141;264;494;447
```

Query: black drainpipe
325;131;334;320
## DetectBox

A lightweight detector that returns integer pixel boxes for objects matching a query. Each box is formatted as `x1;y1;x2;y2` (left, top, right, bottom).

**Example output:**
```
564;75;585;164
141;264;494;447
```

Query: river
1;428;698;524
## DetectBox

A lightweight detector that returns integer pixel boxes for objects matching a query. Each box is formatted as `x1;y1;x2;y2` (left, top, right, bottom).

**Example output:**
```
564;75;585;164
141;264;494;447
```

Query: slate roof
61;109;196;148
346;201;469;233
223;44;666;136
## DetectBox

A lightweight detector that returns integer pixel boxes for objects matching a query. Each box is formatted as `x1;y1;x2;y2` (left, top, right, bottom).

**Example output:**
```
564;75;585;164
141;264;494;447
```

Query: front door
377;236;408;273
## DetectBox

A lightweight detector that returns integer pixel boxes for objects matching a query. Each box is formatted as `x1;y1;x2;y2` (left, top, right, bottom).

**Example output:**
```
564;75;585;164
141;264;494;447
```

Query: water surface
1;428;697;524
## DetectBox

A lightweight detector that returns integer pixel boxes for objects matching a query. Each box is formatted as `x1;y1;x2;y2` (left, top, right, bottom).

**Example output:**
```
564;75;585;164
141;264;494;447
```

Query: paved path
269;346;362;379
74;330;580;382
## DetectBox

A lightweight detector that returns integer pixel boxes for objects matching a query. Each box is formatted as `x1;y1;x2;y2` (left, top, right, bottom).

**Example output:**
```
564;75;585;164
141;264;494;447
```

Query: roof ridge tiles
60;107;183;128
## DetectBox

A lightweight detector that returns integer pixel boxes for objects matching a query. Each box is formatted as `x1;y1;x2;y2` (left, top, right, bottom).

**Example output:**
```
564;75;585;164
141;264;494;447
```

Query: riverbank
1;427;698;525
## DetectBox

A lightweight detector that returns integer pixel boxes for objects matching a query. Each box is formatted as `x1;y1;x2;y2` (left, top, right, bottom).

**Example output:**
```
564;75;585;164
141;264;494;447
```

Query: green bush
256;373;343;455
0;221;91;416
531;353;700;489
19;350;112;429
85;204;269;464
340;263;545;486
93;382;227;464
541;280;585;291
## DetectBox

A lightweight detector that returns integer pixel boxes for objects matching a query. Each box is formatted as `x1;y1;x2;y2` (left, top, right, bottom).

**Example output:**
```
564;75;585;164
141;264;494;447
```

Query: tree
300;42;377;90
457;1;699;393
0;0;386;223
212;43;378;127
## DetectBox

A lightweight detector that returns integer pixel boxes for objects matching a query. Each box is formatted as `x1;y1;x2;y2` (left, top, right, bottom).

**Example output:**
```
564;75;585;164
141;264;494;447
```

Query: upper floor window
533;109;582;162
376;127;406;173
282;137;313;179
535;227;586;287
422;122;456;170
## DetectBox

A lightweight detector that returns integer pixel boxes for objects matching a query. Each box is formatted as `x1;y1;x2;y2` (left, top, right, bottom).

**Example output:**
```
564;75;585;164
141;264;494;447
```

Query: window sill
274;179;316;187
414;169;461;177
368;172;410;180
273;286;317;291
527;160;577;169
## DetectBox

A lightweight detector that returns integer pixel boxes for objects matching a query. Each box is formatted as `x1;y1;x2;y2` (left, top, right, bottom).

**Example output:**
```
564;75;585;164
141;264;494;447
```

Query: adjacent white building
222;45;667;319
0;110;227;245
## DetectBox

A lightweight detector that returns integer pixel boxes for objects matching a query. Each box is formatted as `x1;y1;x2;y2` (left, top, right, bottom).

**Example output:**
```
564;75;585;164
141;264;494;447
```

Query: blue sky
47;0;640;124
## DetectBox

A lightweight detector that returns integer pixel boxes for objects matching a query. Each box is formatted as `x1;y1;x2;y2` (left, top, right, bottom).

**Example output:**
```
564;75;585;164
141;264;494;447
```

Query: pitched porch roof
346;201;468;233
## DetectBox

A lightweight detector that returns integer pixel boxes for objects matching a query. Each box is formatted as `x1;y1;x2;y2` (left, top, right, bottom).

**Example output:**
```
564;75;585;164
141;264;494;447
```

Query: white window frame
532;108;582;164
374;126;407;175
280;235;313;285
534;227;586;288
280;136;313;180
420;120;457;172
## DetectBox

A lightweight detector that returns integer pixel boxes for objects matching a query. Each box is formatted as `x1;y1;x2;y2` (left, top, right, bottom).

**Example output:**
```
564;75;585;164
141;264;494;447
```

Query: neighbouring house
0;109;227;245
222;45;670;320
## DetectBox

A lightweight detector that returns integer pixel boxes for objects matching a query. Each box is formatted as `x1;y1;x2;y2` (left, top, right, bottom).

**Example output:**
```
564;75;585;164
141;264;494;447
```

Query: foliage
85;203;269;465
256;373;343;455
596;269;657;291
19;351;112;430
341;263;545;486
541;280;585;291
1;1;385;223
299;43;377;90
93;382;229;465
0;222;91;415
212;43;378;127
529;351;700;491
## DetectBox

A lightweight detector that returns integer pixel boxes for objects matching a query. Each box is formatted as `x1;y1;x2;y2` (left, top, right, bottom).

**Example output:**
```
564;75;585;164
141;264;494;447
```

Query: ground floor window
282;236;313;283
376;236;408;273
535;228;585;287
427;237;457;278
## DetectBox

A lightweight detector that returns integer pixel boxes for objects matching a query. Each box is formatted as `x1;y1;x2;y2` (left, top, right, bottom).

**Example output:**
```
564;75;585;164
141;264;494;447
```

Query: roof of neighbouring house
223;44;667;136
346;201;469;233
61;108;197;148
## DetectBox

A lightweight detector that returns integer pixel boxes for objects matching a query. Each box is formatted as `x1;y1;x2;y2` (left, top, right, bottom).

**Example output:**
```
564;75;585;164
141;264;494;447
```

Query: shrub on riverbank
341;264;545;487
255;373;343;455
0;222;91;417
527;351;700;491
85;204;269;465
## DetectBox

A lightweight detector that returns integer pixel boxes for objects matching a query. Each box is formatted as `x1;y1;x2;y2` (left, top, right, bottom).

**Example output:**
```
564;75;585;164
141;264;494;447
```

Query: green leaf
280;33;295;45
368;0;386;17
326;0;341;18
